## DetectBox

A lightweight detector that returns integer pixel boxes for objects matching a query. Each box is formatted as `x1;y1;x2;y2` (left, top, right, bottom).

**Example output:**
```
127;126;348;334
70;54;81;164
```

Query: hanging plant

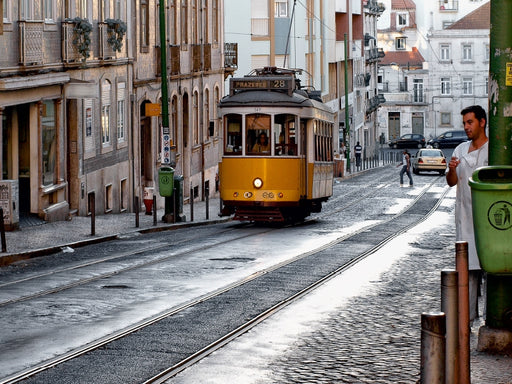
66;17;93;62
105;19;127;52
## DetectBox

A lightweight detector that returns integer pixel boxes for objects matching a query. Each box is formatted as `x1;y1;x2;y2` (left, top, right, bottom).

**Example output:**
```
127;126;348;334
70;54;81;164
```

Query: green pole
159;0;169;131
485;0;512;331
488;0;512;166
159;0;173;221
344;33;351;171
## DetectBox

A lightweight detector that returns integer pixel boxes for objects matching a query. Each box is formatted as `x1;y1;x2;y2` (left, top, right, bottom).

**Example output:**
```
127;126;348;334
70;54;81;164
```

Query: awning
64;78;99;99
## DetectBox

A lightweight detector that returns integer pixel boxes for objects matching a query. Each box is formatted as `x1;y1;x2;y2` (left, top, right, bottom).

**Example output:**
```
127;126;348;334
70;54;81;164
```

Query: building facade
0;0;226;226
377;0;490;142
224;0;384;168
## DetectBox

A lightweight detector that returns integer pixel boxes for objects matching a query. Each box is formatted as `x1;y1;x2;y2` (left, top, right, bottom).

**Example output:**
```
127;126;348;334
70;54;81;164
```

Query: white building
224;0;384;167
425;2;490;139
377;0;490;142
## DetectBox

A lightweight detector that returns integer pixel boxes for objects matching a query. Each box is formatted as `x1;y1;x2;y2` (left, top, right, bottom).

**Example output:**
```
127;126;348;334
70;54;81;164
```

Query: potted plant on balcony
66;17;93;62
105;19;127;52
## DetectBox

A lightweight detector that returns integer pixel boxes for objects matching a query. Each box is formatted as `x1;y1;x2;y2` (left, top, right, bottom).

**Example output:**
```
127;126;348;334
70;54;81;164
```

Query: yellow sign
507;63;512;86
145;103;161;116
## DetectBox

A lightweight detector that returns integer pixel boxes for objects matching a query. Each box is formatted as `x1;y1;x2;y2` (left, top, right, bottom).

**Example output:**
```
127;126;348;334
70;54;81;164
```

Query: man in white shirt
446;105;489;321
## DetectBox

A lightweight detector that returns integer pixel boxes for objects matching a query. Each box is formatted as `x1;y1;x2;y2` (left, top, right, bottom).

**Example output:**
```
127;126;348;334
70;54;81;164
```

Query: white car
411;149;447;175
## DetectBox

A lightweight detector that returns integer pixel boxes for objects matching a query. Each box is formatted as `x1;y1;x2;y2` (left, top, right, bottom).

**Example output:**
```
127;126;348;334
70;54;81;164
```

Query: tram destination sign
230;76;294;96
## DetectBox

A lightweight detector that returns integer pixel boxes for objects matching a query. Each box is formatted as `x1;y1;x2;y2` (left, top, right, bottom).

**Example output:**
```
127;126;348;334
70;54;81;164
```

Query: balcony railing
19;21;44;65
224;43;238;68
62;21;82;63
98;22;116;60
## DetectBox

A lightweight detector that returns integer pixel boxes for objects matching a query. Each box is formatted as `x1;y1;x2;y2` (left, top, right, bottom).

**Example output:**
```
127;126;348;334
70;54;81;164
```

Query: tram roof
218;89;333;114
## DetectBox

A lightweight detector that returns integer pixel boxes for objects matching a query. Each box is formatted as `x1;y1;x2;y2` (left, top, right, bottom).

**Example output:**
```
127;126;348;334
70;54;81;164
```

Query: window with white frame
441;77;451;95
462;77;473;95
44;0;55;22
441;112;451;126
101;79;111;145
20;0;32;20
413;79;424;102
3;0;10;22
275;0;288;18
440;44;451;61
117;82;126;142
395;37;406;50
397;12;408;27
485;77;489;95
462;43;473;61
78;0;89;19
485;44;490;61
114;0;122;19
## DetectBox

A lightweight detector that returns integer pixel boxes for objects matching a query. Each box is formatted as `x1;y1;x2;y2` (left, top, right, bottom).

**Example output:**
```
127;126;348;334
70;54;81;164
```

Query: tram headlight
253;178;263;189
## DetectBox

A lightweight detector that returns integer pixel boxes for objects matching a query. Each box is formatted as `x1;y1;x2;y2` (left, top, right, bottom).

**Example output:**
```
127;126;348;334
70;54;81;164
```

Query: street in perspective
1;161;511;383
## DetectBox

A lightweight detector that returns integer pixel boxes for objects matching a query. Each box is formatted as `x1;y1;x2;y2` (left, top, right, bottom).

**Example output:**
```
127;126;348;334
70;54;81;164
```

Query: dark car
388;133;426;149
428;130;468;148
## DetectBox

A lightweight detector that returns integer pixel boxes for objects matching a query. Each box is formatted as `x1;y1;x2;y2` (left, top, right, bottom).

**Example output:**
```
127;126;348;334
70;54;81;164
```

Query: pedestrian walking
398;149;413;186
446;105;489;321
354;141;362;168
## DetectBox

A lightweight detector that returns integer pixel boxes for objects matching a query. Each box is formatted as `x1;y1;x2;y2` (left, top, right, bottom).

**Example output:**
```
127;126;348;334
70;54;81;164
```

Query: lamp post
159;0;175;223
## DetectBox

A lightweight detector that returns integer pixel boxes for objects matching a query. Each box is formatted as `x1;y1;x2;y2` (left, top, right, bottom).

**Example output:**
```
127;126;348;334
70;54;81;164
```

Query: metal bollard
89;193;96;236
0;208;6;252
205;186;209;220
455;241;470;384
420;312;446;384
442;269;459;384
190;187;194;222
153;196;157;226
134;196;139;228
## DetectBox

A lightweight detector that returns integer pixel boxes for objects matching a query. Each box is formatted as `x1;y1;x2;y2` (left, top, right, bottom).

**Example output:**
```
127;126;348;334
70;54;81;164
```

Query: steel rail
1;179;448;384
144;184;450;383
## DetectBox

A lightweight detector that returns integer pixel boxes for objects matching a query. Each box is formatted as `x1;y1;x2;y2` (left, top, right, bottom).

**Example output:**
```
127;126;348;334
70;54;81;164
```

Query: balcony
62;21;82;63
98;22;116;60
19;21;44;65
224;43;238;68
170;45;180;75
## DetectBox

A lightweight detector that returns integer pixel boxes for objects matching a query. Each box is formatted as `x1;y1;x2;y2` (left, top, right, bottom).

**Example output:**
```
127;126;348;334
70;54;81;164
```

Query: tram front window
224;114;242;155
275;114;297;156
247;114;271;155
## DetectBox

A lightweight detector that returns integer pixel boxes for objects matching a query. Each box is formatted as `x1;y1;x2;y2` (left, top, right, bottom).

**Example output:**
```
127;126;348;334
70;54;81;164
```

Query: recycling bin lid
469;165;512;191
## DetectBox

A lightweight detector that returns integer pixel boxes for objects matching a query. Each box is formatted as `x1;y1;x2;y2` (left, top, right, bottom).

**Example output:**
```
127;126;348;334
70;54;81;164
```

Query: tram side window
247;114;271;155
275;114;297;156
224;114;242;155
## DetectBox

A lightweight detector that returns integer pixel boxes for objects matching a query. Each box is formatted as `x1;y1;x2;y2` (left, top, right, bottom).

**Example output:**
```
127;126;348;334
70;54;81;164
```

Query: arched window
193;91;199;145
204;88;210;139
101;79;111;145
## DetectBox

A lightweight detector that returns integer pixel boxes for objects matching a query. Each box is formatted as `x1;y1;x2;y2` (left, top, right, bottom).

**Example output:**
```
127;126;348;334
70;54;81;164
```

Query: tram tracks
0;167;401;309
1;177;450;384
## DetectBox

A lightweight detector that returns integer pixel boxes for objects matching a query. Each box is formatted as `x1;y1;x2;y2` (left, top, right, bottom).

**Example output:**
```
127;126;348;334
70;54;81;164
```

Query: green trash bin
158;166;174;197
469;165;512;274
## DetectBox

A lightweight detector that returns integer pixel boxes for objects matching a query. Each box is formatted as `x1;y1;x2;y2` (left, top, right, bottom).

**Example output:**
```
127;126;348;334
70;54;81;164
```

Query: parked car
388;134;426;149
411;148;447;175
428;130;468;148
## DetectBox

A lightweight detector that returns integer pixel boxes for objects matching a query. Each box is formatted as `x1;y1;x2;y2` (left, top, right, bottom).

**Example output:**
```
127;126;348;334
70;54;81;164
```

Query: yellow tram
219;67;336;222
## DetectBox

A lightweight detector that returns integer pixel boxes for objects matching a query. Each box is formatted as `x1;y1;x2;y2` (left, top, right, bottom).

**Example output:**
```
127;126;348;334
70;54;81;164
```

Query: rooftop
447;2;490;30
